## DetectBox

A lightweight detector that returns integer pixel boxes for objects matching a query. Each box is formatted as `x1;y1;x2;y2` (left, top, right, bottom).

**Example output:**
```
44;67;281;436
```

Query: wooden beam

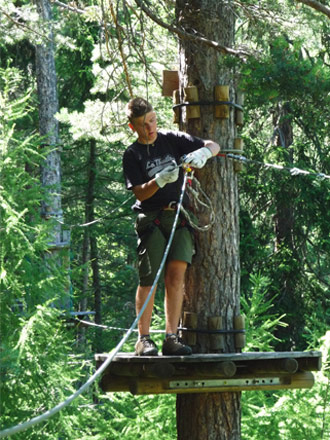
100;372;315;395
192;361;237;377
95;350;321;366
109;362;176;378
95;351;321;395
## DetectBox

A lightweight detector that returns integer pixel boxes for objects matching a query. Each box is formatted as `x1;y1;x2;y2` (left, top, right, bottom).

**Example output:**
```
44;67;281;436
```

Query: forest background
0;0;329;438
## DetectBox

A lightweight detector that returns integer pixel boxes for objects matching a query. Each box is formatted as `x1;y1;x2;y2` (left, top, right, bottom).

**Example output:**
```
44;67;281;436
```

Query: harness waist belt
162;201;178;211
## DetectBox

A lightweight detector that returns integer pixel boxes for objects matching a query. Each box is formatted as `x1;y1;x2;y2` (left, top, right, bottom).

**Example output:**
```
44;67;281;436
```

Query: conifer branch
51;0;85;14
0;7;51;41
295;0;330;19
132;0;250;58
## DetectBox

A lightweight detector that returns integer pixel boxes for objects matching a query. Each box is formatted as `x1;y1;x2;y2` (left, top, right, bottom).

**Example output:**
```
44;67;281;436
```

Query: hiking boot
162;334;192;356
135;336;158;356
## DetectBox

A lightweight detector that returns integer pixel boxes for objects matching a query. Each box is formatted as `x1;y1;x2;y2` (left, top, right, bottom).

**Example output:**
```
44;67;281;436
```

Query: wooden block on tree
233;139;244;172
182;311;198;346
173;89;180;123
214;85;230;119
162;70;179;97
234;315;246;348
208;316;224;351
184;86;201;119
235;90;244;126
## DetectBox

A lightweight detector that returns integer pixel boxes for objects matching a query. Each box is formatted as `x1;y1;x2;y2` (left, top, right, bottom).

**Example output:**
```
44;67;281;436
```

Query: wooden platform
95;351;322;395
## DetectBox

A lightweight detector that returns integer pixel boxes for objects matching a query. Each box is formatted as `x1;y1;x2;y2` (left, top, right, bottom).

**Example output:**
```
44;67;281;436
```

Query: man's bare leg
163;260;192;355
135;284;157;336
164;260;187;334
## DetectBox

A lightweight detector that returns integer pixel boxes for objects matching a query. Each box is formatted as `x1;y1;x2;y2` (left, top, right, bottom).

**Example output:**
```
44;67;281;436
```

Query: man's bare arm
204;140;220;156
132;179;159;202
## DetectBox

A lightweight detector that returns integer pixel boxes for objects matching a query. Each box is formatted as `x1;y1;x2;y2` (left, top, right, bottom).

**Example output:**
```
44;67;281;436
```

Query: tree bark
294;0;330;19
35;0;61;228
86;139;102;351
272;102;294;251
272;103;302;349
35;0;70;308
175;1;241;439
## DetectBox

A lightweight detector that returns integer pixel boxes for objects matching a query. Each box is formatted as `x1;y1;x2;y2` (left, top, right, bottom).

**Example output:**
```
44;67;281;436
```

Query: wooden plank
109;362;176;378
95;351;321;365
101;372;315;395
247;358;299;374
192;361;237;378
95;351;321;395
298;356;322;372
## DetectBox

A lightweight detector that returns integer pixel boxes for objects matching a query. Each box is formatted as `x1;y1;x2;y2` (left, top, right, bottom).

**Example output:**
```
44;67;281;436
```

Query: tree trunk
273;102;294;251
272;103;302;349
85;139;102;351
80;139;99;314
175;1;241;438
80;228;90;313
35;0;61;227
35;0;70;308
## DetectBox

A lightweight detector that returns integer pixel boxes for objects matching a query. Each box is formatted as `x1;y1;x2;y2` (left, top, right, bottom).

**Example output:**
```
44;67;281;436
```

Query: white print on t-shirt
146;155;177;178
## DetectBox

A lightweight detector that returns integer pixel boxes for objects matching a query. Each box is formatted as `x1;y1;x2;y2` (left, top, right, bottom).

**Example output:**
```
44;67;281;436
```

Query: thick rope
0;174;189;439
180;173;215;232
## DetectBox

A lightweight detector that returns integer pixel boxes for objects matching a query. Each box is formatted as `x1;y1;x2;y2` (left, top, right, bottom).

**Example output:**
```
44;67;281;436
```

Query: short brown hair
126;97;153;122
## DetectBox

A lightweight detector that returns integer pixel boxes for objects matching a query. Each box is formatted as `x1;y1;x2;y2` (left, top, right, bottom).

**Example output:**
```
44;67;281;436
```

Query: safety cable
225;153;330;180
0;172;189;439
69;318;165;333
54;152;328;231
71;319;245;335
56;194;135;229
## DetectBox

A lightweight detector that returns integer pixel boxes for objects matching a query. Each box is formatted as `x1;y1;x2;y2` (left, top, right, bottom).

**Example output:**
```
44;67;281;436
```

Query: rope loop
180;172;215;232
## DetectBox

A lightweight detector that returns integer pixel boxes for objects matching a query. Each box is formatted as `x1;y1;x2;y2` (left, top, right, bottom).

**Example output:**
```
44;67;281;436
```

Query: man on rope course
123;97;220;356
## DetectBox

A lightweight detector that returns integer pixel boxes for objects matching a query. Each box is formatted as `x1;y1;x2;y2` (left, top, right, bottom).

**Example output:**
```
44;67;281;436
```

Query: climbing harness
136;166;215;246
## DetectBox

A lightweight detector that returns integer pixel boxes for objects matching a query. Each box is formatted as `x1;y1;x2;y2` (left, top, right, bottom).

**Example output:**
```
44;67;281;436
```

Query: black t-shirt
123;129;204;211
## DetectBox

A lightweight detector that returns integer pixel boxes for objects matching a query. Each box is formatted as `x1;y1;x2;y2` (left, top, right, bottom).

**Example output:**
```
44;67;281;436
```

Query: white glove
155;165;179;188
183;147;213;168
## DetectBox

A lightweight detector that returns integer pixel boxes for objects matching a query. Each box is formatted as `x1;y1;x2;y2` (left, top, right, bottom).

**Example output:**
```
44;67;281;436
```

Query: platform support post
234;315;246;351
182;311;198;347
208;316;224;352
235;91;244;126
184;86;201;119
173;89;180;124
214;85;230;119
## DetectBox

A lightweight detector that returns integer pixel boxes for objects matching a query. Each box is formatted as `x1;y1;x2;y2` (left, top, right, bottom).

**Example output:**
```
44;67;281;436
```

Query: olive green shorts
135;210;195;286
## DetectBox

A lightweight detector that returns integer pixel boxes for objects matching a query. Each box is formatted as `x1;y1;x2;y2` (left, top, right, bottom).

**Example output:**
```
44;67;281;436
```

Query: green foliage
242;273;287;351
238;27;330;349
240;36;330;107
1;0;330;438
0;67;62;338
242;331;330;440
241;275;330;440
94;393;177;440
0;303;97;440
0;299;176;440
